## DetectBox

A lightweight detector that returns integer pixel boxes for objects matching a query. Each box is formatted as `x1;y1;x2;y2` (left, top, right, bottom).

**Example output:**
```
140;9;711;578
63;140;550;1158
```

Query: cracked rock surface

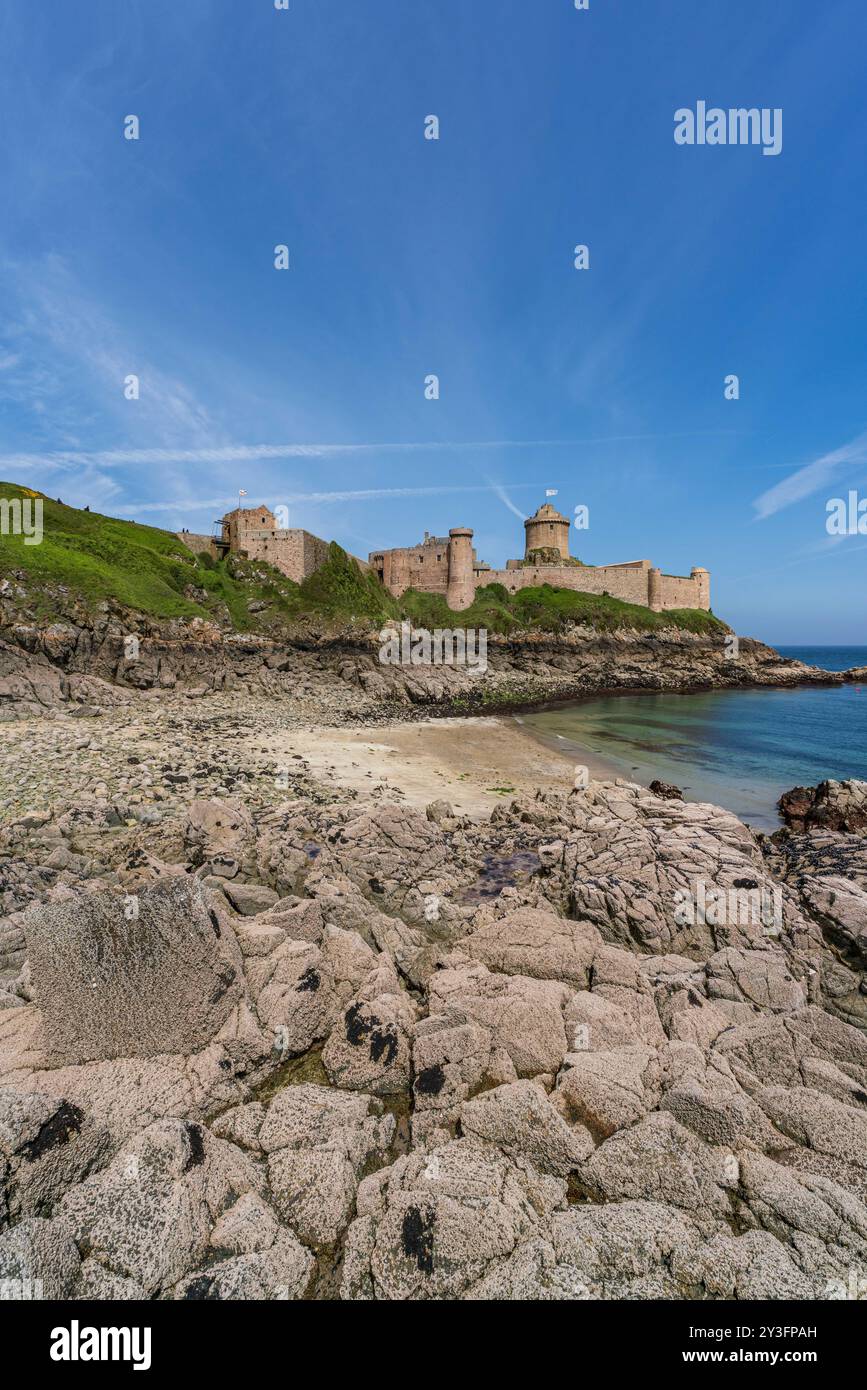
1;732;866;1300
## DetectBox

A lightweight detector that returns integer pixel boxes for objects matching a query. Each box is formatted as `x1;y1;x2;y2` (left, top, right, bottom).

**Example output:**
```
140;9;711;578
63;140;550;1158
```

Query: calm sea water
521;646;867;831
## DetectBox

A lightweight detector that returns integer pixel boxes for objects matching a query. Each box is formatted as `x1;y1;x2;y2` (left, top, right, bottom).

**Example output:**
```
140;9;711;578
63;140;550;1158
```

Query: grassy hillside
400;581;727;636
0;483;303;628
0;483;726;636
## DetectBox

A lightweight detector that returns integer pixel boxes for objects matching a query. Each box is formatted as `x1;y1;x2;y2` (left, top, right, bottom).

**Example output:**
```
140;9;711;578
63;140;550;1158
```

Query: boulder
778;779;867;834
24;878;244;1064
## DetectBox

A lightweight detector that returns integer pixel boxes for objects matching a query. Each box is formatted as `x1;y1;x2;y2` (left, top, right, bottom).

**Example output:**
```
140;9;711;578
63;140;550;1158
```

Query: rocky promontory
0;611;856;724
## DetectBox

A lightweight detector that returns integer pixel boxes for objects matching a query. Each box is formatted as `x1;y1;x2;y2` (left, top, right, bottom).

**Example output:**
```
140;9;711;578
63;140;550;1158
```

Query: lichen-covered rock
246;939;337;1055
184;798;256;876
173;1229;313;1300
428;962;570;1079
463;906;601;987
460;1081;593;1176
341;1138;566;1300
410;1014;494;1144
322;989;415;1095
24;878;245;1064
551;1200;704;1299
54;1118;262;1295
551;1044;662;1140
0;1214;81;1299
580;1112;736;1229
0;1087;110;1221
1;734;866;1303
256;1083;394;1247
705;947;807;1013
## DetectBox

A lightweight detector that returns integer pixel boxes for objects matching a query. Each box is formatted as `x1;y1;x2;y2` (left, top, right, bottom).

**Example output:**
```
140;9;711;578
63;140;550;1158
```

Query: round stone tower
648;567;662;612
524;502;570;561
446;528;475;611
690;566;710;611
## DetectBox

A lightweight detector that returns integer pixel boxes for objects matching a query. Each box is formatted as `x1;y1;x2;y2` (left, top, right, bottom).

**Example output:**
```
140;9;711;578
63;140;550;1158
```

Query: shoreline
396;666;862;725
1;657;861;827
248;714;600;818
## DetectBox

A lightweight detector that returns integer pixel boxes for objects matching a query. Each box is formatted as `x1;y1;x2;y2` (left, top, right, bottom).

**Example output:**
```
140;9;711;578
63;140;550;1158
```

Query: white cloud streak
0;430;750;475
128;483;540;515
752;430;867;519
487;480;527;521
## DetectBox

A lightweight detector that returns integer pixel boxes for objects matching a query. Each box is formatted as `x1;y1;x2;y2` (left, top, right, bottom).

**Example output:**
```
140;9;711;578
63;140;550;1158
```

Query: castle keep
179;501;709;613
368;502;710;613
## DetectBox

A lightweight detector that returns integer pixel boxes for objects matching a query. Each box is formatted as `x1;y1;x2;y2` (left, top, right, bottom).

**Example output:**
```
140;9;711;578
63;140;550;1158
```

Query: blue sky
1;0;866;643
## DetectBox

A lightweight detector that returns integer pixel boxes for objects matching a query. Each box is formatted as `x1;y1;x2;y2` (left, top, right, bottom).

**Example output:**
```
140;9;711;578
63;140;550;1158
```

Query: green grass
0;483;726;637
295;543;399;621
399;580;726;636
0;483;304;628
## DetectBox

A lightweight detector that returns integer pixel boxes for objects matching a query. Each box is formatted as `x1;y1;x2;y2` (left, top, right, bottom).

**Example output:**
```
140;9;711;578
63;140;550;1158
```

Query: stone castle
177;505;369;584
368;502;710;612
178;500;710;613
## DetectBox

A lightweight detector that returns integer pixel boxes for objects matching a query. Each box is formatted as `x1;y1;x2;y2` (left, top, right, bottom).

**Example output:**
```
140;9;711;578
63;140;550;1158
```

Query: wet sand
253;714;621;817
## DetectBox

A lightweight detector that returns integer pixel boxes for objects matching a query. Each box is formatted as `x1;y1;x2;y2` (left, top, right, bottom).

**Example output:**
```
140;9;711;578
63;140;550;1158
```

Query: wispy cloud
3;255;219;448
0;429;751;475
487;480;527;521
128;483;539;514
752;430;867;519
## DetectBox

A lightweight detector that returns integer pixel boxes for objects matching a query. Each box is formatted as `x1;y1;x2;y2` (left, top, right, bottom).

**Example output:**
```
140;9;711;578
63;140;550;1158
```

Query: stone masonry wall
175;532;213;555
371;538;451;598
235;527;368;583
656;573;705;610
475;562;708;612
477;562;650;606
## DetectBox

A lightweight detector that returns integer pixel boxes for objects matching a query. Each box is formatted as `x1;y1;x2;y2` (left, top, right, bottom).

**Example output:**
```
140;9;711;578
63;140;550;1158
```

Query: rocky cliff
0;610;855;723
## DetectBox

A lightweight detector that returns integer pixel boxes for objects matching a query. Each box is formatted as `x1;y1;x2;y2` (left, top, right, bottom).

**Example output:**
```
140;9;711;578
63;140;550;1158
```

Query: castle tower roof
525;501;570;527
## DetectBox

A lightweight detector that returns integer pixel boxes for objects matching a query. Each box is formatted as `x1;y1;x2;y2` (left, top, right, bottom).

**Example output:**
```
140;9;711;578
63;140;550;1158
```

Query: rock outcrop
778;779;867;835
1;760;866;1301
0;613;856;724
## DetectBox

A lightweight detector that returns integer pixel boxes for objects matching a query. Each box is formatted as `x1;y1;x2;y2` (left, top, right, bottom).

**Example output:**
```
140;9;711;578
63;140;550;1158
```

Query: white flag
239;489;248;497
546;488;558;497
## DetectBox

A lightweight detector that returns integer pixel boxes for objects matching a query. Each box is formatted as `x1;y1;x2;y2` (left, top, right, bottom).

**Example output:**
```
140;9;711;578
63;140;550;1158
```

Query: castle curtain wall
474;563;709;611
475;563;651;606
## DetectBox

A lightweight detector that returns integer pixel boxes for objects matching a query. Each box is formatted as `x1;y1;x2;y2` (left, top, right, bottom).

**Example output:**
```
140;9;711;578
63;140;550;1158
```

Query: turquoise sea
520;646;867;831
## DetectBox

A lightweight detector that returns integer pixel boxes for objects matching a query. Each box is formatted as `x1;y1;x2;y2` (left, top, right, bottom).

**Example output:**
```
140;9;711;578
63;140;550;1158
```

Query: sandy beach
249;714;621;817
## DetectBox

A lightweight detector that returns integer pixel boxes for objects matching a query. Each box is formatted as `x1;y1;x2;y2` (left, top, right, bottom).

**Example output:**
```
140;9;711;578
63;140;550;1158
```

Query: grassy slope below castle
0;483;726;637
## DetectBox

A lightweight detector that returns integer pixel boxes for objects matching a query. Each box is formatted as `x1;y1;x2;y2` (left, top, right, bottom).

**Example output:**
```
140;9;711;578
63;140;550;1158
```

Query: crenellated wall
478;560;651;606
367;510;711;613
